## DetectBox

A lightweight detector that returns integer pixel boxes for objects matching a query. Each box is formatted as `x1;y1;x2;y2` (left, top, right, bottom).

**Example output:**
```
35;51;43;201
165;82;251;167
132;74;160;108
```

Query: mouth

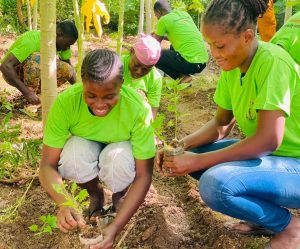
92;106;109;116
215;59;226;66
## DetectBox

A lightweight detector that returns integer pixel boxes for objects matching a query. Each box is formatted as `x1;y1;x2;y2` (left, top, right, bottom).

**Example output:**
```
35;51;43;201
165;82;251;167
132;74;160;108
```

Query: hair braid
203;0;269;33
81;49;123;83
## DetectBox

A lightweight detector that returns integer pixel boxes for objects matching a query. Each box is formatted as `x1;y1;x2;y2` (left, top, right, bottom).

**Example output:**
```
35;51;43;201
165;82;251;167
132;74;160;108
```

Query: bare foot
269;216;300;249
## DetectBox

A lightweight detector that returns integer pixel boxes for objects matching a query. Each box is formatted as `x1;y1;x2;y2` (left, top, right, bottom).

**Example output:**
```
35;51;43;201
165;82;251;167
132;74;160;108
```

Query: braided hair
203;0;269;33
81;49;123;83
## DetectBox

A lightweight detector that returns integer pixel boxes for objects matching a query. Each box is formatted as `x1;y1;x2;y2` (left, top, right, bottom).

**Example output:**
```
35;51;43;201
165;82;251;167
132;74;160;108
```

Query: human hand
24;91;40;105
56;206;86;233
89;225;117;249
163;151;196;176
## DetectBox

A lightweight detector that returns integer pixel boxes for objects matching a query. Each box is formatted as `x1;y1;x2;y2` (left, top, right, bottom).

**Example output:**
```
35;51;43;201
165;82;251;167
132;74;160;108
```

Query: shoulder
255;42;297;70
120;85;150;112
56;83;83;104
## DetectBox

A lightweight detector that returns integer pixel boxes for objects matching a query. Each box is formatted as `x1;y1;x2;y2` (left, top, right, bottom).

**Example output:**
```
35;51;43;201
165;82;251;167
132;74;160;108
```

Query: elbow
263;135;283;154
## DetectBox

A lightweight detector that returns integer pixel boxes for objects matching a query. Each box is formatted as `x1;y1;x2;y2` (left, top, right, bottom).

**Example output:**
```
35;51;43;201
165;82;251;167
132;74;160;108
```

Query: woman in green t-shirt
39;49;156;248
156;1;300;248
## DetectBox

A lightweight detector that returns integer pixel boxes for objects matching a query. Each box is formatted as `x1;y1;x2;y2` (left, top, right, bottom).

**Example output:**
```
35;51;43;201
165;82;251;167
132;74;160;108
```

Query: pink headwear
133;33;161;66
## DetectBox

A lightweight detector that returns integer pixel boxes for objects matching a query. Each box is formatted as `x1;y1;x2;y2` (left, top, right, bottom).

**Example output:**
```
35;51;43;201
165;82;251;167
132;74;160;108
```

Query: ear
243;29;255;44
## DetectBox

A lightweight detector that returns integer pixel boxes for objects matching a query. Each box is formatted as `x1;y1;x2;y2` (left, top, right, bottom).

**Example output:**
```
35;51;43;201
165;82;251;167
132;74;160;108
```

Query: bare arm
164;109;285;175
0;54;40;104
92;157;154;248
110;158;153;234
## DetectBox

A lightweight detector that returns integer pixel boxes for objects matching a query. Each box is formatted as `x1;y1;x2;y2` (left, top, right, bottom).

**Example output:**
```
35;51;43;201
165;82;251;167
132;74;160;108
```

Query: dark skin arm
156;107;285;176
90;157;154;249
39;144;86;232
0;54;40;104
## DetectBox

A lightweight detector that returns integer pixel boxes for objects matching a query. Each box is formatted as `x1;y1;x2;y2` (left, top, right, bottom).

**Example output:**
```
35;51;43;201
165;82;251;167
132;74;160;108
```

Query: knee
98;141;135;193
199;167;233;210
58;136;102;182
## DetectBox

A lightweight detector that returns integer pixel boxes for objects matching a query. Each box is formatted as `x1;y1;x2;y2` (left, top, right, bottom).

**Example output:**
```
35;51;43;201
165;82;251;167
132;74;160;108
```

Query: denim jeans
189;139;300;233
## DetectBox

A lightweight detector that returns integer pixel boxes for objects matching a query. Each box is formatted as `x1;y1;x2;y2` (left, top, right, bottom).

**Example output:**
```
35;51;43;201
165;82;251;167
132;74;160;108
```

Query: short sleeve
11;40;37;63
254;57;294;116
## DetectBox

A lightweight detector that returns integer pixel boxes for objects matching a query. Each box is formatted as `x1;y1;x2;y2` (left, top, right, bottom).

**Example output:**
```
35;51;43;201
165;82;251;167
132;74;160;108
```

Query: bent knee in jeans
58;136;135;193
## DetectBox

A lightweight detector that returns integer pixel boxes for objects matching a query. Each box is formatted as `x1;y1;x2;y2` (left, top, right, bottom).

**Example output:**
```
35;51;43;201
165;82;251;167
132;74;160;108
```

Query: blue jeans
189;139;300;233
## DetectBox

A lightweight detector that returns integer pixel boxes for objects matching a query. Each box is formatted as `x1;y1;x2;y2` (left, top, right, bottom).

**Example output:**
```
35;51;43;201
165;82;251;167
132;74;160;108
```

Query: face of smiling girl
83;77;123;117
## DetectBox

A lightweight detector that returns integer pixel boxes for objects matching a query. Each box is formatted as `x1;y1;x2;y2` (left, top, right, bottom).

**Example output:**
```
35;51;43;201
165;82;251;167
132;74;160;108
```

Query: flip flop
224;220;275;236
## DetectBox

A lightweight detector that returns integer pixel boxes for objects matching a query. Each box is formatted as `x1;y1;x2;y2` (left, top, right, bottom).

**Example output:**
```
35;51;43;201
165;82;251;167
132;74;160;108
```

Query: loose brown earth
0;34;269;249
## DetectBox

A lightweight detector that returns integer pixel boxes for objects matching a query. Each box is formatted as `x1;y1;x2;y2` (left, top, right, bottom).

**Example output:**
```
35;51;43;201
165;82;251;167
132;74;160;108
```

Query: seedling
52;182;104;246
28;214;58;236
152;78;190;173
52;182;89;214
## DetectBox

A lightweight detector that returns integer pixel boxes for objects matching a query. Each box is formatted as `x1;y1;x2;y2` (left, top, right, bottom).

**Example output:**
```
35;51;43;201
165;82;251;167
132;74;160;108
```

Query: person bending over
0;20;78;105
39;49;155;249
152;0;208;83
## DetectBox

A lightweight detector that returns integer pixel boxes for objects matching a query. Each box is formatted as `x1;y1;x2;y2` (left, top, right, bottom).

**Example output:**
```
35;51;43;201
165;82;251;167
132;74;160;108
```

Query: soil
0;34;269;249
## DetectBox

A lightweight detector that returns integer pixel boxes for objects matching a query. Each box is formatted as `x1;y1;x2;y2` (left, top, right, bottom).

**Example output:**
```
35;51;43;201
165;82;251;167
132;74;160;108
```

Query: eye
86;93;95;99
105;94;116;100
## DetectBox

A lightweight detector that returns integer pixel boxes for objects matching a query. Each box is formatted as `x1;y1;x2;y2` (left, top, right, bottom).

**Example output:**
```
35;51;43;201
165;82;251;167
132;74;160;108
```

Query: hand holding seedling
160;151;197;176
57;205;86;233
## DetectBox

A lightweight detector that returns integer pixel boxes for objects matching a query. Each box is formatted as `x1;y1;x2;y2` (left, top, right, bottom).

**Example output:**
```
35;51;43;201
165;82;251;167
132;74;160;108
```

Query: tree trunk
284;3;292;23
26;0;32;30
17;0;26;27
145;0;151;34
116;0;125;55
138;0;145;34
72;0;84;81
40;0;57;126
151;0;156;31
32;0;38;30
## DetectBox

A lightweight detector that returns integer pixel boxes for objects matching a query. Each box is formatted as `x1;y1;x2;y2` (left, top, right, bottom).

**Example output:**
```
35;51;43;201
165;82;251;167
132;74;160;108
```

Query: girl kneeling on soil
39;49;155;249
156;1;300;249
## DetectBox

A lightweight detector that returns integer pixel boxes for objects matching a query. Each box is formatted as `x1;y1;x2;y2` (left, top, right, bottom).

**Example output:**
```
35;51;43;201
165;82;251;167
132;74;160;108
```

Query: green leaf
43;225;53;234
167;105;176;112
70;182;78;195
28;224;38;232
167;120;174;127
177;83;190;91
76;189;89;203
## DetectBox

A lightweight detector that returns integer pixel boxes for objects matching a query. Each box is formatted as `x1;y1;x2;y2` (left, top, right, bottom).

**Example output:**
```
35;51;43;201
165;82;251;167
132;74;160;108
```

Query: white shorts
58;136;135;193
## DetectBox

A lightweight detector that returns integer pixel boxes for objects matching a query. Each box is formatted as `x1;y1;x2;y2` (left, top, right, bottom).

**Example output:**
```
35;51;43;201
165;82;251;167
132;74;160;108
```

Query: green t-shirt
1;30;71;63
121;54;162;108
270;11;300;65
155;10;208;64
214;42;300;158
43;83;156;160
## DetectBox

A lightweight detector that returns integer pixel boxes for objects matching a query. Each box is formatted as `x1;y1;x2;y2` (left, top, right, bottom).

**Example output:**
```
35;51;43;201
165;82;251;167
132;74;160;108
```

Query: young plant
52;181;89;214
28;214;58;236
152;78;190;144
